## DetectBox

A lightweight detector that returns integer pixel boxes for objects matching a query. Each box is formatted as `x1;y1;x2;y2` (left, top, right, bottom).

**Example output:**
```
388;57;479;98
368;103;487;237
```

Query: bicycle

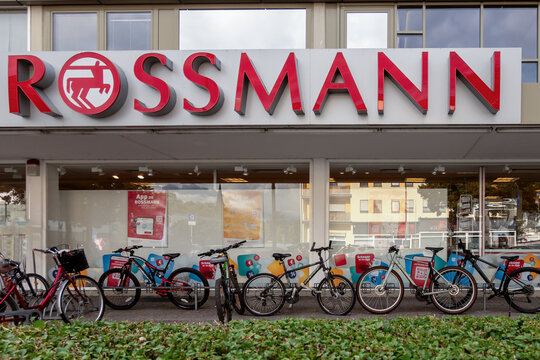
242;241;356;316
356;245;477;314
455;240;540;313
0;247;105;325
98;245;209;310
198;240;246;323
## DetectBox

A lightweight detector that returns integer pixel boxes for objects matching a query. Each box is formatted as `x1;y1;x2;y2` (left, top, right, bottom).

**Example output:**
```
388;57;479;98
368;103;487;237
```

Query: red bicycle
0;247;105;325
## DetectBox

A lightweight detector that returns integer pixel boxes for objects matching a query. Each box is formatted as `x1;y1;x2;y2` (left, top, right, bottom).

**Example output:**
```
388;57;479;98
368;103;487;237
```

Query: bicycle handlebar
33;247;58;254
197;240;247;257
113;245;143;254
388;245;399;253
311;241;333;253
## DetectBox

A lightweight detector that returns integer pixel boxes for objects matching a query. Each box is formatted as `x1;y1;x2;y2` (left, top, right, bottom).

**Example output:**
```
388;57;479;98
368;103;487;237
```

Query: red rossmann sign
7;51;501;119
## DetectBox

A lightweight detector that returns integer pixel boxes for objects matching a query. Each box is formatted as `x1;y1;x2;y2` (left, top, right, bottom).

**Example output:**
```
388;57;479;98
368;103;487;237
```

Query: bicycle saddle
425;247;444;254
163;253;180;259
210;256;227;264
501;255;519;261
272;253;291;261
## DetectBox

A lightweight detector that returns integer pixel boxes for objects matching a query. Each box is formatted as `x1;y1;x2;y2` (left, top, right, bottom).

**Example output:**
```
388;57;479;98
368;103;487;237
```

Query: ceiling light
432;165;445;175
148;169;154;177
493;177;519;183
139;166;150;172
112;174;119;180
284;166;297;174
345;165;356;175
503;165;512;174
137;174;145;179
193;165;201;176
243;168;249;176
235;165;248;176
91;166;102;173
398;166;406;175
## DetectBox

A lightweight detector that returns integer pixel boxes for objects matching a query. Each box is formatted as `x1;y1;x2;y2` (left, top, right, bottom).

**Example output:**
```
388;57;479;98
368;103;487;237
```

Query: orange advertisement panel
127;191;167;247
222;190;263;246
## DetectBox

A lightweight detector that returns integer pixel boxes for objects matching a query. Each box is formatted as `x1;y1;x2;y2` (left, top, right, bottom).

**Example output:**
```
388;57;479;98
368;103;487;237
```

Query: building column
479;166;485;256
25;160;47;276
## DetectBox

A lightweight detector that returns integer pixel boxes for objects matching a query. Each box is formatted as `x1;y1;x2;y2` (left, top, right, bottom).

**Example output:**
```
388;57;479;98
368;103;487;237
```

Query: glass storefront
0;164;27;261
46;162;310;281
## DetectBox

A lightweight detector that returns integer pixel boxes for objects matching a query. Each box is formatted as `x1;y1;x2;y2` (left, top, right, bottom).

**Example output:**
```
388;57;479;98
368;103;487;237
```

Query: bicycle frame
115;254;174;289
382;251;457;296
277;259;327;294
461;254;518;295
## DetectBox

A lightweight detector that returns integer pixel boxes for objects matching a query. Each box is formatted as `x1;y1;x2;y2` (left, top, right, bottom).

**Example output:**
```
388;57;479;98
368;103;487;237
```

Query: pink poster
128;191;167;247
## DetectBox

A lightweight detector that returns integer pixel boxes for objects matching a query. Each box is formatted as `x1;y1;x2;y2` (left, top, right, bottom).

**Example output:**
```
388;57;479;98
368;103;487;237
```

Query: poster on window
222;190;263;247
127;191;167;247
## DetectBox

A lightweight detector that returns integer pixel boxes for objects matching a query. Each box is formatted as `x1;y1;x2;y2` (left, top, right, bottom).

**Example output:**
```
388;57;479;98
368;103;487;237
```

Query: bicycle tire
243;273;286;316
0;291;20;326
430;266;477;314
215;278;232;323
57;275;105;323
231;273;245;315
502;266;540;314
167;267;209;309
17;273;49;307
98;268;141;310
356;266;404;314
317;274;356;315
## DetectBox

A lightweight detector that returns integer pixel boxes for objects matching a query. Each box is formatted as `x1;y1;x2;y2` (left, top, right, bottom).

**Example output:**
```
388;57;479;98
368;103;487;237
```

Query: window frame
341;5;395;48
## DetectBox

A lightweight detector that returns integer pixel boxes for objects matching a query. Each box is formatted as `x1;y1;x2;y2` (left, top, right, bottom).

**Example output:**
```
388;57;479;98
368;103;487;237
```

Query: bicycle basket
58;248;89;273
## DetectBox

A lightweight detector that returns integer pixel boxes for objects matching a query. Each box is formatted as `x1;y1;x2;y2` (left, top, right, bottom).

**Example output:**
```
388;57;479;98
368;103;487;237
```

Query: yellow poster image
222;190;263;246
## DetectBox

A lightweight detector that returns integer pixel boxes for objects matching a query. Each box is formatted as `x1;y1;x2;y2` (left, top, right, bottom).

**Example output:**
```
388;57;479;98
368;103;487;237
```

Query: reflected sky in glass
347;13;388;48
107;12;151;50
484;7;537;59
54;13;97;51
397;35;422;48
179;9;306;50
398;8;422;31
522;63;538;83
0;13;26;52
426;8;480;48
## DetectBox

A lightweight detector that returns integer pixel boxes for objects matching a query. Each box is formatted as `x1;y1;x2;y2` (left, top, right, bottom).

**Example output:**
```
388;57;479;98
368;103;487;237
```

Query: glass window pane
523;62;538;83
179;9;306;50
484;7;537;59
397;8;422;31
53;13;97;51
0;164;27;261
347;12;388;48
107;12;151;50
0;12;27;52
426;8;480;48
397;34;423;48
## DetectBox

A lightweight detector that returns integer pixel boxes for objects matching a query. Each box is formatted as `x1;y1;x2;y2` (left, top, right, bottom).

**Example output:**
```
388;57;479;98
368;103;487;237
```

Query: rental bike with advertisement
198;240;246;323
455;240;540;313
98;245;209;310
356;245;477;314
242;241;356;316
0;247;105;325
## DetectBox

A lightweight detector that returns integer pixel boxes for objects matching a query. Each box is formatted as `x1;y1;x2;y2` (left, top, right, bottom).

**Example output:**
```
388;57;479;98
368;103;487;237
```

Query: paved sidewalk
101;293;529;323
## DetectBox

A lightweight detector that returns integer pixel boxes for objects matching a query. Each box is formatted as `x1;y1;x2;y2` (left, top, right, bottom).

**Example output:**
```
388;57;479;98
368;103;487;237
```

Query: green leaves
0;316;538;359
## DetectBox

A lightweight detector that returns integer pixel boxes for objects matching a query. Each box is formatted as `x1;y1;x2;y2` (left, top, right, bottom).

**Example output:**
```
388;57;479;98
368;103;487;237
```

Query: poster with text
127;191;167;247
222;190;263;247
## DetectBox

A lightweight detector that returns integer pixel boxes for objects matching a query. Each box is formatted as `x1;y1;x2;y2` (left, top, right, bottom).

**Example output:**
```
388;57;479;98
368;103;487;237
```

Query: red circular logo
58;52;125;116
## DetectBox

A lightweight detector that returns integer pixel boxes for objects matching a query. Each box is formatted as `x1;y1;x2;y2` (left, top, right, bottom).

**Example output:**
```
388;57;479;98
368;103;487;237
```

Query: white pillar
25;160;47;276
310;158;328;284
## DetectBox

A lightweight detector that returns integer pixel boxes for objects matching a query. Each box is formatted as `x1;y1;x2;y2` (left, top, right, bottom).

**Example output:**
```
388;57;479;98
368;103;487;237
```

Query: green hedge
1;316;539;359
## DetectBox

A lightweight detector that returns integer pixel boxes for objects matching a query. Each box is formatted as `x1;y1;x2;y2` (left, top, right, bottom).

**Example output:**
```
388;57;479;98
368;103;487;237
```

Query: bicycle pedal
311;291;321;296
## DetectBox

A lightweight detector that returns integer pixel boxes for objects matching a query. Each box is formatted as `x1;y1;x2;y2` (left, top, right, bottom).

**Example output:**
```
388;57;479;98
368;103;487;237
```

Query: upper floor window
53;13;97;51
107;12;151;50
347;12;388;48
0;11;27;52
426;7;480;48
179;9;306;50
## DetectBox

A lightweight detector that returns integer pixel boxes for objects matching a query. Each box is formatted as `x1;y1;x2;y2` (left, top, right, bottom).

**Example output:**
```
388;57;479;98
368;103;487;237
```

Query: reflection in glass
484;7;537;59
347;13;388;48
0;12;27;52
426;7;480;48
179;9;306;50
523;62;538;83
0;165;27;261
397;8;422;31
53;13;97;51
397;35;422;48
107;12;151;50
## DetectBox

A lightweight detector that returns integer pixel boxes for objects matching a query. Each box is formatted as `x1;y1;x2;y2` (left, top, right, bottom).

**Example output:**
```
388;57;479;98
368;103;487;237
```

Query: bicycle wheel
167;268;209;309
356;266;404;314
98;268;141;310
0;291;20;326
215;278;232;323
317;274;356;315
503;267;540;314
430;266;477;314
243;273;286;316
57;275;105;323
231;273;245;315
17;273;49;307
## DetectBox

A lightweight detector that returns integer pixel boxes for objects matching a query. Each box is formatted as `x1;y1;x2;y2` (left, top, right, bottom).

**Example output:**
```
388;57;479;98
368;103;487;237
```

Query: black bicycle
98;245;209;310
198;241;246;323
242;241;356;316
456;240;540;313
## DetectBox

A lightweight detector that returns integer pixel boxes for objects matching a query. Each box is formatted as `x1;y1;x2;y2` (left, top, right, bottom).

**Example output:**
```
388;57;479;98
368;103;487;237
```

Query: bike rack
0;309;42;324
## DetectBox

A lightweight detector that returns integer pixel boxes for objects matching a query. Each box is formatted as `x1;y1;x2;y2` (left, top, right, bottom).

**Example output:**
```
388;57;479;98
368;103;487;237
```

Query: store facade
0;1;539;288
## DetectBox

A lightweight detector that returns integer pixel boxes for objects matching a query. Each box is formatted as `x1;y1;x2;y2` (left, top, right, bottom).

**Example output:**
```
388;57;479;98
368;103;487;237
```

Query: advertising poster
222;190;263;246
127;191;167;247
